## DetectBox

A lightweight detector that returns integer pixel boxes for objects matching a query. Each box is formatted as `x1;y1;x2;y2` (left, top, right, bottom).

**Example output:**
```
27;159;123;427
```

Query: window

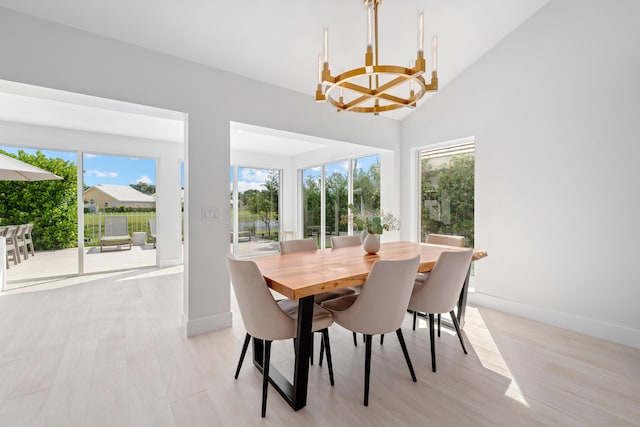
302;154;380;248
419;142;474;247
230;166;281;257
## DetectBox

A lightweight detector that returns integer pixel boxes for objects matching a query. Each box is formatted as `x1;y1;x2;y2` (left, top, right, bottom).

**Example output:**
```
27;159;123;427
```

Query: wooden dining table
249;240;485;411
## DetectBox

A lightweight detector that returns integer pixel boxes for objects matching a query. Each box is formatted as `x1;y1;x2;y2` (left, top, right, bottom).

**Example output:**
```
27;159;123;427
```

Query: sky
230;155;380;194
0;146;156;187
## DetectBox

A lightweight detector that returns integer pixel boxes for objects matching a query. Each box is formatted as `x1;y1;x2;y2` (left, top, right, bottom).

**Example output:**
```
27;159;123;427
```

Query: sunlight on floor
465;307;530;407
415;308;530;407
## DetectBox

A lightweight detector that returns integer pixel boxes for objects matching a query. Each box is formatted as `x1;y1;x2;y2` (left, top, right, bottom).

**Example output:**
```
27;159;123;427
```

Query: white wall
0;8;401;336
401;0;640;348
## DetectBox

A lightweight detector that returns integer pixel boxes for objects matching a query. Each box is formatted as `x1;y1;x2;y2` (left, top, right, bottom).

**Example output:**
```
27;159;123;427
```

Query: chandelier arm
343;94;375;111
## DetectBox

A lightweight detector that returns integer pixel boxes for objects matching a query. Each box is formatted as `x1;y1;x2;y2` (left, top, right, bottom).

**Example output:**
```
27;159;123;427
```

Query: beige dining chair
279;239;356;304
408;249;473;372
330;235;362;249
413;233;466;331
226;255;335;417
279;238;355;363
321;255;420;406
329;234;366;347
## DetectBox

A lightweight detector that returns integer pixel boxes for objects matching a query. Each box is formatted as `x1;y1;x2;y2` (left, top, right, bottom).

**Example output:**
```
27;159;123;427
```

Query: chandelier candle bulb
323;28;329;63
432;36;438;71
367;3;373;48
418;12;424;52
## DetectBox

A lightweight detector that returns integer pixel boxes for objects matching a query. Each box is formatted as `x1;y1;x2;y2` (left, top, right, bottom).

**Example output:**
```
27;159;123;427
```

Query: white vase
363;233;380;254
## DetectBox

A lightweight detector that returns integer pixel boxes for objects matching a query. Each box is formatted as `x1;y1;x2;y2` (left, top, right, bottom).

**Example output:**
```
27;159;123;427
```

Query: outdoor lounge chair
100;216;132;252
148;218;157;249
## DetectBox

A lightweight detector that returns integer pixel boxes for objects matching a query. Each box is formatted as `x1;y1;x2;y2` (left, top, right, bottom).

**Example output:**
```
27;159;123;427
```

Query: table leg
252;295;314;411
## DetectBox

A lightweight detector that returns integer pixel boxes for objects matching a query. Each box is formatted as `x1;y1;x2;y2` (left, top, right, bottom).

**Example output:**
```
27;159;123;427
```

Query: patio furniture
100;216;132;252
24;223;35;256
148;218;156;248
3;226;19;268
15;224;29;261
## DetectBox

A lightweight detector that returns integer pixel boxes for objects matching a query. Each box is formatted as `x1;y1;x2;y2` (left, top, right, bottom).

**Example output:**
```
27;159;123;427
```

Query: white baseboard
469;292;640;350
184;311;233;337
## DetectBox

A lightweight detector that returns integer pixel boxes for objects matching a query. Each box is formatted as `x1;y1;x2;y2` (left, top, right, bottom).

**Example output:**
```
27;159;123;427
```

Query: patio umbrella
0;153;61;292
0;153;62;181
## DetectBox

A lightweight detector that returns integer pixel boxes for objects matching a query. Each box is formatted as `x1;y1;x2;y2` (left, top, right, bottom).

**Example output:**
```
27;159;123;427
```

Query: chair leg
413;311;417;330
364;334;372;406
429;313;437;372
450;310;468;354
234;333;251;379
396;328;417;382
380;334;384;345
319;333;325;366
352;331;358;347
438;313;441;337
261;340;272;418
321;329;335;386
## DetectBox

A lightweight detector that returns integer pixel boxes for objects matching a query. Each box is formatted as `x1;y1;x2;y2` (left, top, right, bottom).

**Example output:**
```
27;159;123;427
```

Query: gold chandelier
315;0;438;115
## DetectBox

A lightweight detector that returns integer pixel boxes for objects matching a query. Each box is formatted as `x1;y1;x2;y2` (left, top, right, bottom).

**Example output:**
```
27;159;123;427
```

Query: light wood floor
0;266;638;426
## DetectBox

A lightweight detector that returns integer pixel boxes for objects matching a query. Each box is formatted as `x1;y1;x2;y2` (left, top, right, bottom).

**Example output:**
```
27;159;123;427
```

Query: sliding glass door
302;155;380;248
230;166;281;258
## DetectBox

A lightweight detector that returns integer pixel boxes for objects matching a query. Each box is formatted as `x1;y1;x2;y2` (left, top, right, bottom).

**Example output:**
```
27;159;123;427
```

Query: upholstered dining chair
226;255;335;417
321;255;420;406
279;239;356;304
407;249;473;372
329;234;366;347
413;233;466;331
279;238;355;363
330;235;362;249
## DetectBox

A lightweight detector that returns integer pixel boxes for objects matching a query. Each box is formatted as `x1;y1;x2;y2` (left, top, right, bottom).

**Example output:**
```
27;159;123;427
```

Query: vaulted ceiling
0;0;550;120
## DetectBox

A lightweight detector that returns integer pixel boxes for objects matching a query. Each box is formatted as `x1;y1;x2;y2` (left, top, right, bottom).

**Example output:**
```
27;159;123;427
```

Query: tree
421;154;474;247
245;173;279;237
302;173;321;234
352;160;380;217
325;171;348;234
0;150;78;250
130;181;156;195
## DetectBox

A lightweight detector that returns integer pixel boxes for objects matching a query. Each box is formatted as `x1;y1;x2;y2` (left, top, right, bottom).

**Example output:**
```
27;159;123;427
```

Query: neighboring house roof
85;184;155;203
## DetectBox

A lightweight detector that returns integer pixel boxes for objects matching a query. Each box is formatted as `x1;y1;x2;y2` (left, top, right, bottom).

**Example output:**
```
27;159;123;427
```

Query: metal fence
84;212;156;246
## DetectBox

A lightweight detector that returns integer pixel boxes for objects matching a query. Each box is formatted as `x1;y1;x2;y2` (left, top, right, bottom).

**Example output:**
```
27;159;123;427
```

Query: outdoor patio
3;243;158;292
